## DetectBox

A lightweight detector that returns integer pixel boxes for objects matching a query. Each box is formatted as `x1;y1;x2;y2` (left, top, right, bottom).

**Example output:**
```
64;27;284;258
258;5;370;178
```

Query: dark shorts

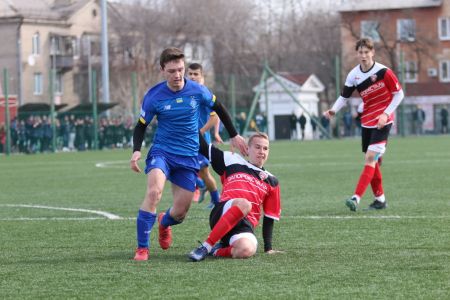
145;149;199;192
209;200;254;247
361;124;392;153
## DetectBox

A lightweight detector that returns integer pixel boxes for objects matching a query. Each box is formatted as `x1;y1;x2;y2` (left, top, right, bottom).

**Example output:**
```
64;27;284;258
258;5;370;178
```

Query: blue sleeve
199;85;215;108
139;93;156;125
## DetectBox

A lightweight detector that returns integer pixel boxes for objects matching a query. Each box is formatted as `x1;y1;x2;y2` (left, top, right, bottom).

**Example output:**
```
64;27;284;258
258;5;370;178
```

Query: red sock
206;206;244;246
354;165;376;198
214;246;233;258
370;163;384;197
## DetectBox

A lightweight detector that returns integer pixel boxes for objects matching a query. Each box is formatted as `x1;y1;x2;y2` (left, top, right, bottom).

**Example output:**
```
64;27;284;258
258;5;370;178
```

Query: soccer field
1;136;449;299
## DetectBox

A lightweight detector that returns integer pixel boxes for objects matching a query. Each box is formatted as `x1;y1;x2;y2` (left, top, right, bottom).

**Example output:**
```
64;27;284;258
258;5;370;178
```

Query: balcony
50;55;74;71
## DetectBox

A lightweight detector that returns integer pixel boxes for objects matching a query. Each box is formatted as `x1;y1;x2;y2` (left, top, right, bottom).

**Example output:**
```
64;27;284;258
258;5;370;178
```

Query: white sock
202;242;212;252
375;194;385;203
352;195;361;204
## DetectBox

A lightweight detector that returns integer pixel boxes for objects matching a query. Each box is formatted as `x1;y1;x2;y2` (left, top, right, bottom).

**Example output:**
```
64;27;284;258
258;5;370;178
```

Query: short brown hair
355;38;374;51
248;132;269;146
160;47;185;69
188;62;203;72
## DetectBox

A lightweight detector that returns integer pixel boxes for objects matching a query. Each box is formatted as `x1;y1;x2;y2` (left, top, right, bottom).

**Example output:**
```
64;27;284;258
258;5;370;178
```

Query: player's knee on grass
231;238;257;259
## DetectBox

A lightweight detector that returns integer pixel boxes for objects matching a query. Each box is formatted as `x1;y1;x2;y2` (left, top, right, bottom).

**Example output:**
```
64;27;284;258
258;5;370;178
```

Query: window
32;32;40;55
404;61;418;82
34;73;43;95
439;60;450;82
361;21;380;42
72;38;79;58
439;17;450;40
55;72;63;94
397;19;416;42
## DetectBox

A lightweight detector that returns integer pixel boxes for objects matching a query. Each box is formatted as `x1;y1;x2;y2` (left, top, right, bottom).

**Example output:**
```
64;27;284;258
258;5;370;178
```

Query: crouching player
188;132;282;261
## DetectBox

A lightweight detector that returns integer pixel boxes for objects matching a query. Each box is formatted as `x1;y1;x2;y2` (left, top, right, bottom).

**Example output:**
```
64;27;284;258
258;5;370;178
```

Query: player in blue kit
187;63;222;207
130;47;247;261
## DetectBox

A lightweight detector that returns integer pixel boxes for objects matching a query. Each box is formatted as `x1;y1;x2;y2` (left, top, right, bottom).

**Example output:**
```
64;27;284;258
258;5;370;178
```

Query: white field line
0;204;122;220
95;160;129;168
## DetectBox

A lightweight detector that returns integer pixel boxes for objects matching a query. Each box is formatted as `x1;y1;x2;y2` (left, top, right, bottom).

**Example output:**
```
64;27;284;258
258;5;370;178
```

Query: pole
335;55;341;138
131;72;138;122
101;0;110;104
92;70;98;150
50;37;57;152
399;49;406;137
230;74;236;126
3;69;11;155
88;35;92;105
264;61;270;134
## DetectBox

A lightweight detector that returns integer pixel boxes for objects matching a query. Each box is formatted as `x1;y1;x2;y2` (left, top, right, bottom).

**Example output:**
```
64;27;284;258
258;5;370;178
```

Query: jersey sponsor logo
370;74;377;82
176;98;183;103
164;104;171;110
360;81;385;98
227;172;268;192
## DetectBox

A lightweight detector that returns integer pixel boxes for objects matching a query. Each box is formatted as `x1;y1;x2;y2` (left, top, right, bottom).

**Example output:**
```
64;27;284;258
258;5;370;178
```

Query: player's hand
214;133;224;144
130;151;142;173
323;110;335;119
230;135;248;156
377;113;389;129
265;249;285;254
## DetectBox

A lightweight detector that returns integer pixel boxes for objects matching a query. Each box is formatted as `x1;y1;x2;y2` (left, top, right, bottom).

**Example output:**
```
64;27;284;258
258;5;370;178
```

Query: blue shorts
197;153;210;169
145;149;199;192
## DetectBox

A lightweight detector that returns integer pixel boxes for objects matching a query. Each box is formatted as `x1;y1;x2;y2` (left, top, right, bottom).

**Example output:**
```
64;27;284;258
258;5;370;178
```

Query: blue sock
196;177;205;189
136;209;156;248
210;190;220;205
161;208;182;227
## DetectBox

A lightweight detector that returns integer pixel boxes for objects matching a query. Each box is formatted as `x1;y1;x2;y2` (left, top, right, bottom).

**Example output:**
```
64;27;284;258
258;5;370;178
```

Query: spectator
310;114;318;140
290;112;297;140
441;107;448;134
413;105;425;135
298;113;307;140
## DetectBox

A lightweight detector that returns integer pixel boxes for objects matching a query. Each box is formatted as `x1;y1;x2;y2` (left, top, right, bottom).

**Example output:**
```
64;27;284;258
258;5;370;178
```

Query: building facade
0;0;101;110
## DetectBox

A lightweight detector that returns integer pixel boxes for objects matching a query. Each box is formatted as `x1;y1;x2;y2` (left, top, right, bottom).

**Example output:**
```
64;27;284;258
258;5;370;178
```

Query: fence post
3;68;11;155
92;69;98;150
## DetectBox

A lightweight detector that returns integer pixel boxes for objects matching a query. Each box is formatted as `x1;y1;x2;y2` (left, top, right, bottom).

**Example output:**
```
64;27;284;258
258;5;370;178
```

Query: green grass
1;136;449;299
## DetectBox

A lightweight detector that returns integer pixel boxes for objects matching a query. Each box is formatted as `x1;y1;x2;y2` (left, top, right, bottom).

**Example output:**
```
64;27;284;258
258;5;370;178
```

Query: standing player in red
188;132;282;261
324;38;404;211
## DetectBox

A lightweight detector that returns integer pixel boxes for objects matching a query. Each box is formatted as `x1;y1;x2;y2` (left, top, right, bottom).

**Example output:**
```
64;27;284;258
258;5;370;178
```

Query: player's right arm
130;97;155;173
324;72;356;119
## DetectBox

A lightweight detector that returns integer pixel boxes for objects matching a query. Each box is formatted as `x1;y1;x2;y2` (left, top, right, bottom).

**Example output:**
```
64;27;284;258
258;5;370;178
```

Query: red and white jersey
204;145;281;228
342;62;402;128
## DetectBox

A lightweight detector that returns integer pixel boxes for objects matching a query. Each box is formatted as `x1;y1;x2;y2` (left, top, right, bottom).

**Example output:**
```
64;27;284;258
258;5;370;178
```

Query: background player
323;38;404;211
187;63;222;207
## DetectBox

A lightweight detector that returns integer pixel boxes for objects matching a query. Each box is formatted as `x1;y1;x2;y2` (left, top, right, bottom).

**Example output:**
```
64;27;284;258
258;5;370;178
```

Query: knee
233;246;256;259
234;199;252;215
145;187;162;203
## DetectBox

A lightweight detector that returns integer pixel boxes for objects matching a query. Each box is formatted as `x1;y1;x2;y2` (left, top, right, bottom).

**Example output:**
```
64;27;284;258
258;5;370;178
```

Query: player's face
248;137;269;168
187;69;204;85
162;59;185;91
357;46;375;70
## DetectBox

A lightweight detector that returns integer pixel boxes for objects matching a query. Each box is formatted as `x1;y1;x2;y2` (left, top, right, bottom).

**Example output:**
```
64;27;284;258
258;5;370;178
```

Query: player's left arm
377;70;404;129
262;185;283;254
200;112;218;135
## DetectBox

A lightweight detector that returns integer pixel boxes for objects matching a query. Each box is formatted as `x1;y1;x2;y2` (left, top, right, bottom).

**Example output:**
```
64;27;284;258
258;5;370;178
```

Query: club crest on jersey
370;74;378;82
190;99;197;109
259;171;268;180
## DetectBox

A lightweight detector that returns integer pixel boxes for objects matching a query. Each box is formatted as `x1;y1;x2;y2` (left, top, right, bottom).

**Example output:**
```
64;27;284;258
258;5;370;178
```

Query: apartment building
338;0;450;134
0;0;101;112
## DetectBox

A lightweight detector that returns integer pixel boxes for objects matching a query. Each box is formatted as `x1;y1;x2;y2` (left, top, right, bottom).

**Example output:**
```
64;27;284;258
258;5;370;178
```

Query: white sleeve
331;96;348;113
384;89;404;115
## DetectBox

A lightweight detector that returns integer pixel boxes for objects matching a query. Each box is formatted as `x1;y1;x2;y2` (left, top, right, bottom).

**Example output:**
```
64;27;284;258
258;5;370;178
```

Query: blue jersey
139;78;216;156
198;104;215;144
